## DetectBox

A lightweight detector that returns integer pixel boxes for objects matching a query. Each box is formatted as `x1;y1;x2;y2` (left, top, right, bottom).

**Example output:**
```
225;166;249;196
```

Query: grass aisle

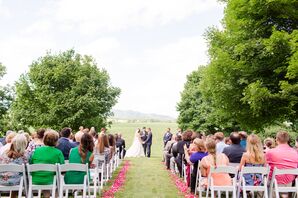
115;157;182;198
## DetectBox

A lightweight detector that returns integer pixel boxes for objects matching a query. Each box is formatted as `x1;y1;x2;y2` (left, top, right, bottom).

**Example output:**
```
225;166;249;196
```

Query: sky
0;0;225;117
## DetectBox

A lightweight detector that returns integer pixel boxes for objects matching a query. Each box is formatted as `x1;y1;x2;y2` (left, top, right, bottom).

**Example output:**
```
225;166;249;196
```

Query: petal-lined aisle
113;157;182;198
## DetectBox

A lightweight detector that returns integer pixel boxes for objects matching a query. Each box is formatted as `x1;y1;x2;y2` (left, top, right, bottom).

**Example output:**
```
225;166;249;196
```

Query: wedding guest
175;130;192;176
163;128;173;148
0;130;14;146
263;137;275;153
65;133;94;184
239;134;266;186
200;139;231;187
116;133;126;159
0;134;28;198
56;127;77;160
164;135;176;164
223;132;245;163
0;132;17;156
75;126;84;143
108;134;116;158
266;131;298;197
26;128;45;157
89;127;98;143
30;129;64;198
225;137;231;145
214;132;228;153
184;138;208;193
93;134;110;166
239;131;248;149
170;135;182;173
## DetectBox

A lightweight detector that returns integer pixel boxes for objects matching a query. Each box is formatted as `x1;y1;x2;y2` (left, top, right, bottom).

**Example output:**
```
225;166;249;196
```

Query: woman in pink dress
200;139;231;187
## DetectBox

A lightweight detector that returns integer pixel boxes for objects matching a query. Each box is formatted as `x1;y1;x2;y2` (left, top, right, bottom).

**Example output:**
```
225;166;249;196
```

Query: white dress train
125;131;145;157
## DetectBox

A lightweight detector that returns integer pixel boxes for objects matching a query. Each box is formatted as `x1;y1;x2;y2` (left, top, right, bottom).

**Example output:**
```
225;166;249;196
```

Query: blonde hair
5;132;17;143
246;134;265;164
205;139;217;167
193;138;206;152
7;134;28;159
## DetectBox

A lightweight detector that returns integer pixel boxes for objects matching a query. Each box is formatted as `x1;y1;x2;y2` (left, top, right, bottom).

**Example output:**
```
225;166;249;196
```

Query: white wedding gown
125;131;145;157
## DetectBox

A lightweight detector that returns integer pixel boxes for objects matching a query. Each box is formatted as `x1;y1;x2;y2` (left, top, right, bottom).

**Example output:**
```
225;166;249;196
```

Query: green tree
0;63;14;132
199;0;298;130
10;50;120;130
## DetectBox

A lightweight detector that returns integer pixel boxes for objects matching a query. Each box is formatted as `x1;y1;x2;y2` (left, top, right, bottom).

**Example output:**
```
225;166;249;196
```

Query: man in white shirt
214;132;228;153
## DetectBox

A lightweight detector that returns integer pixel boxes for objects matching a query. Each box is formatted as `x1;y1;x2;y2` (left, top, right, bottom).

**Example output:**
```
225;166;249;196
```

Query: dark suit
140;130;148;155
163;132;173;147
143;131;152;157
116;138;126;159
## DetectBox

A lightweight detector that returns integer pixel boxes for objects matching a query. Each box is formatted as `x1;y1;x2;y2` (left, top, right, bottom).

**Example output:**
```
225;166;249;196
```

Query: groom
143;128;153;158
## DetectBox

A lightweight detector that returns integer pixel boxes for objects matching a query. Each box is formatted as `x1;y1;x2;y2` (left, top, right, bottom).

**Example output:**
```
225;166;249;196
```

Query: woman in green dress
64;133;94;184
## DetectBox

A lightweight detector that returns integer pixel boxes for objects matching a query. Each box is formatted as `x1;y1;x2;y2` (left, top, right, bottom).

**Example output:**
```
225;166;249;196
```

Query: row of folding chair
0;163;89;198
194;164;298;198
89;150;122;196
0;151;123;198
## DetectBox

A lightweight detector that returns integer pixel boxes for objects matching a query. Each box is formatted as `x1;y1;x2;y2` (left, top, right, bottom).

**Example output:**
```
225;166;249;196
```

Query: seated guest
65;133;94;184
266;131;298;197
225;137;231;145
93;134;110;166
239;131;248;149
30;130;64;198
0;134;28;198
164;135;176;168
108;134;116;159
214;132;228;153
200;139;231;187
223;132;246;163
239;134;266;186
175;130;193;176
184;138;208;193
57;127;77;160
0;130;14;146
164;135;176;163
263;137;275;153
89;127;98;143
170;135;182;172
26;128;45;157
116;133;126;159
75;126;84;144
0;132;17;156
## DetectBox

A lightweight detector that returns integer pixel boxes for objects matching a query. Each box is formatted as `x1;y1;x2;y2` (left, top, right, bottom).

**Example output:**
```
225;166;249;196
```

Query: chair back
269;167;298;198
210;165;238;175
0;164;26;198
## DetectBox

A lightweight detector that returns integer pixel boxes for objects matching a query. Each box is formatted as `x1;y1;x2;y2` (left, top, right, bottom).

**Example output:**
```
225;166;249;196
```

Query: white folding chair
27;163;58;198
238;166;269;198
0;164;26;198
206;166;238;198
89;157;106;196
58;163;90;198
194;161;206;198
269;167;298;198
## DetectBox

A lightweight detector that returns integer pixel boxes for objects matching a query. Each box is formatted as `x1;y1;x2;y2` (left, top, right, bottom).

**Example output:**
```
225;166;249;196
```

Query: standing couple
126;127;152;158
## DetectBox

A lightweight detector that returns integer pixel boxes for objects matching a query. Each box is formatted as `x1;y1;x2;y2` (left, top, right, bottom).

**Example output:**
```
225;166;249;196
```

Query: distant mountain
111;110;176;121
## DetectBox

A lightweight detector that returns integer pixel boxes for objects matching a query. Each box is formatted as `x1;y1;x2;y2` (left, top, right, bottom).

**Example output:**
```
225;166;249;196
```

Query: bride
125;128;145;157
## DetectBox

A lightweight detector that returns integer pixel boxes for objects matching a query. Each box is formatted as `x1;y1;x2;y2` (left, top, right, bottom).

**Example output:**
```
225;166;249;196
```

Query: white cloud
48;0;220;35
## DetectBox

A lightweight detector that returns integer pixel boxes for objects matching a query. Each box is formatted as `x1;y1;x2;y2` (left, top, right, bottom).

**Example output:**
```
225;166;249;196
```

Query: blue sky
0;0;224;117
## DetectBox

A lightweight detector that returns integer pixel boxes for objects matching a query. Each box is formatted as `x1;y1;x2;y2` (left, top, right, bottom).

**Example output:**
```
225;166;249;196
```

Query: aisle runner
102;161;131;198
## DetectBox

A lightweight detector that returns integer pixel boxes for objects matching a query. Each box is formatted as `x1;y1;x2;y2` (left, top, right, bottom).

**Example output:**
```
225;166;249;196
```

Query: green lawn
108;122;182;198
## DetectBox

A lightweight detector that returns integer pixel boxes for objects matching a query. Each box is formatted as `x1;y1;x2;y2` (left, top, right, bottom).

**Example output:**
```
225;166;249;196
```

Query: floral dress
0;155;27;186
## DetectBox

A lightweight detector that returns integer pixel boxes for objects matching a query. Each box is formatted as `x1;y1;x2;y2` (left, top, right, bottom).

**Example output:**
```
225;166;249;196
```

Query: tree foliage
10;50;120;130
178;0;298;132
